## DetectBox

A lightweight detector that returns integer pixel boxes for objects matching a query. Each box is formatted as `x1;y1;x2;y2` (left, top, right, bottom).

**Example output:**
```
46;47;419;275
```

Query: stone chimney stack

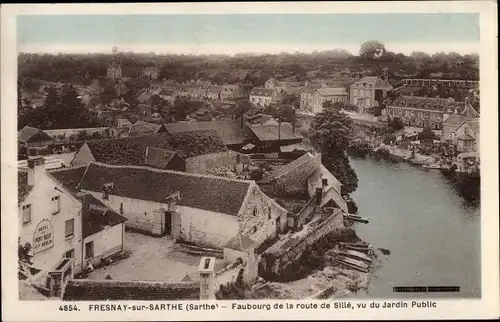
27;157;45;187
198;257;215;300
315;187;323;206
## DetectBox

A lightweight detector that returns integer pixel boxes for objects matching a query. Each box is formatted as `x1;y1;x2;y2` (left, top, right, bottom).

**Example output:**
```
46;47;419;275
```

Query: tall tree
359;41;386;59
309;105;358;195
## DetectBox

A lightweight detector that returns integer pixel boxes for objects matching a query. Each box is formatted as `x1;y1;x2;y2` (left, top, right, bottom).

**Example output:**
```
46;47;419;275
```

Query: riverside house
350;76;393;113
386;96;466;130
310;88;349;114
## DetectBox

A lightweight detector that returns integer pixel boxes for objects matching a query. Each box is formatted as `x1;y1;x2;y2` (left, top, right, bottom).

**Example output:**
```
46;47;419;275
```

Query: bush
388;117;404;132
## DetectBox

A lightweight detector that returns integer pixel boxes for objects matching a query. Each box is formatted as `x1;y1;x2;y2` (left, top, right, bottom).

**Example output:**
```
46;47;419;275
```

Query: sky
17;14;480;55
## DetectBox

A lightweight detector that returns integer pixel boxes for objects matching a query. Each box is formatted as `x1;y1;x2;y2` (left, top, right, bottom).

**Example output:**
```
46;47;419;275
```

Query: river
349;156;481;298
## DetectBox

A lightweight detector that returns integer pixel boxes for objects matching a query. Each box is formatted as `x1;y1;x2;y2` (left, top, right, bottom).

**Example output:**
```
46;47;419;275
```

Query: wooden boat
339;242;371;253
343;213;369;224
336;249;373;264
336;256;370;273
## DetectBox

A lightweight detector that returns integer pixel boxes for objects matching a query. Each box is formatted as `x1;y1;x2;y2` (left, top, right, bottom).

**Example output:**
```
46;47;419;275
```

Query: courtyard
86;231;225;282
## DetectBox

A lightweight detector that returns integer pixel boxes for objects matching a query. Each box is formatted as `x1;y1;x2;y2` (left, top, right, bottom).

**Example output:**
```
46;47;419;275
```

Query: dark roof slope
224;234;256;251
78;162;252;216
62;279;200;301
49;166;88;193
18;171;32;203
144;147;179;169
18;126;55;144
84;131;227;166
249;123;303;142
164;121;248;145
80;194;127;238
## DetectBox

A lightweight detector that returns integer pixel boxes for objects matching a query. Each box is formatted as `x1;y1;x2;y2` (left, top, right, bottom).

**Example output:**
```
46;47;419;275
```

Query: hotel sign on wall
33;219;54;254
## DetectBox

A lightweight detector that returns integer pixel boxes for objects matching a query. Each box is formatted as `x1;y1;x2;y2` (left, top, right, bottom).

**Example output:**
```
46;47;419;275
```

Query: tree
359;41;386;59
309;106;358;195
18;239;33;280
418;128;437;142
388;117;404;132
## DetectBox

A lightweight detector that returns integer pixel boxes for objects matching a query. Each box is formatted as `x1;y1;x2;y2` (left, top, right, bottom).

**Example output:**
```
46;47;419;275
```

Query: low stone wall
261;210;344;277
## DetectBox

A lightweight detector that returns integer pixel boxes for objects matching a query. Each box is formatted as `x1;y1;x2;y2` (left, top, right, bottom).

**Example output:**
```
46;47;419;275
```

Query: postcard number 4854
58;304;80;312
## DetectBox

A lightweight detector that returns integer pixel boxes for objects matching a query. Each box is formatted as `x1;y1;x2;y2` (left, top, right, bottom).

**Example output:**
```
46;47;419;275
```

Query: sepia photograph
1;2;498;321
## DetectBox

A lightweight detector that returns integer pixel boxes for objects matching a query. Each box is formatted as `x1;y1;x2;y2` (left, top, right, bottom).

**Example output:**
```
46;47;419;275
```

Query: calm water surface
349;157;481;298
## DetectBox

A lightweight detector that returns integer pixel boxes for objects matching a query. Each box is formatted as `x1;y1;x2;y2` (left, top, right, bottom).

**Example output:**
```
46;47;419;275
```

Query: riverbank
350;157;481;298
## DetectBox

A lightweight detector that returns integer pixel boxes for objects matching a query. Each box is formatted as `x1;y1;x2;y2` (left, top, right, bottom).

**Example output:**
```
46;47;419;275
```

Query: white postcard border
1;2;498;321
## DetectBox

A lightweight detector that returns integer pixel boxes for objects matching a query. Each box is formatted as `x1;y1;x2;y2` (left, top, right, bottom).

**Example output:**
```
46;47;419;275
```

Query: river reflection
348;156;481;298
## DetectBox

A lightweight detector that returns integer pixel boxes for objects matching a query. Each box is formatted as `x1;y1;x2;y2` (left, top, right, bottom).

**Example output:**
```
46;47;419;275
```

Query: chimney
315;187;323;206
198;257;215;300
27;157;45;187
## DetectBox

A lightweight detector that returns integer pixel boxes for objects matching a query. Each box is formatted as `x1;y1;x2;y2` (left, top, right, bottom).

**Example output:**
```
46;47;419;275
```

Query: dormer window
101;183;113;200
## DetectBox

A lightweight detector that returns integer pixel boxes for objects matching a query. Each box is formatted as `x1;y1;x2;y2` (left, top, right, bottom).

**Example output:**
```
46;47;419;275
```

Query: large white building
18;158;127;276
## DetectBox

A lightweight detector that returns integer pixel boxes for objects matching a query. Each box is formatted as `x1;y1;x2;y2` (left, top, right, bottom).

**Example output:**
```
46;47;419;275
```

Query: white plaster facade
19;162;83;273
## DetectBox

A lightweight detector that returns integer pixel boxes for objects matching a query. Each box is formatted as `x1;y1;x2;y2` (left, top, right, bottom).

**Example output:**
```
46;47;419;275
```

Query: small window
102;189;109;200
65;219;74;238
252;226;257;234
64;249;75;259
120;203;124;215
253;208;257;217
268;207;272;220
51;196;60;215
85;241;94;259
22;204;32;224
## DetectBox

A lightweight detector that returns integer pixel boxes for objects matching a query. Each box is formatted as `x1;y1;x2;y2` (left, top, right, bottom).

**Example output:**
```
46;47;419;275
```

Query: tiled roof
18;171;32;203
392;96;455;111
316;88;348;97
144;147;179;169
460;103;480;118
83;131;227;165
250;88;275;97
206;86;222;93
49;166;88;193
18;126;55;144
77;162;252;216
249;122;303;142
467;119;480;135
224;234;256;251
129;121;165;136
443;114;467;127
80;193;127;238
164;121;248;146
353;76;392;89
272;152;315;179
62;279;201;301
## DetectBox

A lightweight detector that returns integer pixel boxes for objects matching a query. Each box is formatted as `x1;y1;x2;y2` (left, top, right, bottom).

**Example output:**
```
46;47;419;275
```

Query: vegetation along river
349;156;481;298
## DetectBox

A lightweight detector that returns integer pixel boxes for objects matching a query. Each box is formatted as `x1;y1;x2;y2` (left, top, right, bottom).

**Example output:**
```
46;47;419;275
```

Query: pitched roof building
71;131;228;172
164;120;249;147
54;162;289;248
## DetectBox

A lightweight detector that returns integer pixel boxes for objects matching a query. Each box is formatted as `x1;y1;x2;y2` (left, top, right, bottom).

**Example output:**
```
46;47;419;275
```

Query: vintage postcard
1;1;499;321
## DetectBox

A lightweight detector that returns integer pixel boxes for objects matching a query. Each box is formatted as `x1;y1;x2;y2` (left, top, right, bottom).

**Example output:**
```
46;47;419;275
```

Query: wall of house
386;106;444;129
83;223;124;266
237;184;289;246
85;191;171;237
176;206;239;249
185;151;240;174
19;171;83;273
71;143;95;167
